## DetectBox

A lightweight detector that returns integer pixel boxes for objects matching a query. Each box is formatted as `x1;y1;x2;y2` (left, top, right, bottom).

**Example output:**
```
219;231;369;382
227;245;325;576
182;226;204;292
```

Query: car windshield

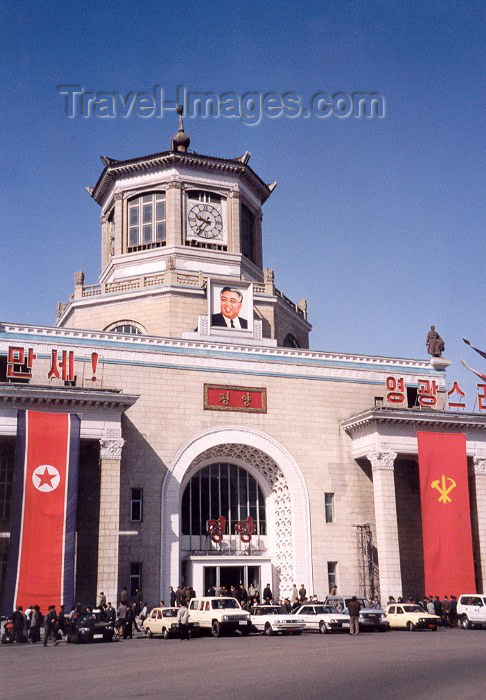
403;605;423;613
323;606;340;614
211;599;239;609
79;615;96;624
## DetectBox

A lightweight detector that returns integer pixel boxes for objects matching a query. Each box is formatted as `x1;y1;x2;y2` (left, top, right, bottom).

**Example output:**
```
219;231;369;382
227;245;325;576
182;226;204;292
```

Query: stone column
97;438;124;606
367;450;402;603
228;189;240;253
473;456;486;590
166;181;183;247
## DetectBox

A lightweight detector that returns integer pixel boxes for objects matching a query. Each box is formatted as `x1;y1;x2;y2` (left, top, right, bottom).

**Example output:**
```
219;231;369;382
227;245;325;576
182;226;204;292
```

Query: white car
293;603;350;633
141;607;181;638
457;594;486;629
249;605;305;636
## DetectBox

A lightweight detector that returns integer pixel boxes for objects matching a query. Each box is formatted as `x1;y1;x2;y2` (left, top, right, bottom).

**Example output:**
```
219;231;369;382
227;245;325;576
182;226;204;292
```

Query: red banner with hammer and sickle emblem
417;432;475;597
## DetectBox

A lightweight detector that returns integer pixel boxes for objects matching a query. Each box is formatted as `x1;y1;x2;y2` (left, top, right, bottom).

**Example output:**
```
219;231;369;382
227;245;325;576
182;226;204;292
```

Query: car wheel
264;623;273;636
407;621;415;632
461;615;471;630
319;621;328;634
211;621;222;638
292;630;302;635
145;628;153;639
163;628;170;640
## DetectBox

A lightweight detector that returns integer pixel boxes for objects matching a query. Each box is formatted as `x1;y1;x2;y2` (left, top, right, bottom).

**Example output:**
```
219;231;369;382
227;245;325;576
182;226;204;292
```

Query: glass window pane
156;201;166;221
156;222;166;241
129;227;138;246
143;194;152;203
191;473;201;535
210;464;219;519
143;225;152;242
129;207;139;225
239;470;248;519
200;467;210;532
143;204;152;223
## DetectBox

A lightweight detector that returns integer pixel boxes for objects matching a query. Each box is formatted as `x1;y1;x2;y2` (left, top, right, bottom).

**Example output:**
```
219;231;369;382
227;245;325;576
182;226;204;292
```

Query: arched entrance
161;427;312;600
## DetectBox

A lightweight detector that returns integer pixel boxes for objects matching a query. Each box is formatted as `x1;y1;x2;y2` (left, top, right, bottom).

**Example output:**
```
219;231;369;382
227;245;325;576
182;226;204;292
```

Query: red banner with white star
417;432;476;597
1;411;80;614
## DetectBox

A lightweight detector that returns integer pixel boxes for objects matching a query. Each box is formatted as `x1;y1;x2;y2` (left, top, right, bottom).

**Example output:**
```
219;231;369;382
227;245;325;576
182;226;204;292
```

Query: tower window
241;203;256;263
324;493;335;523
130;488;143;522
128;192;166;251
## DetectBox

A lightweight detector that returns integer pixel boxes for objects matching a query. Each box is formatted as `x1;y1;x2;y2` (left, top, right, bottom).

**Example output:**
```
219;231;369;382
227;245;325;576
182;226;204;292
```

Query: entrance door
220;566;245;593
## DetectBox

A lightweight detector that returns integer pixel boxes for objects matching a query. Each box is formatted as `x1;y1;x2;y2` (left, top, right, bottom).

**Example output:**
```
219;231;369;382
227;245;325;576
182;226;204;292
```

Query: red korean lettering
48;349;75;381
7;346;36;379
234;516;255;543
447;381;466;409
418;379;438;408
477;385;486;411
207;516;226;543
385;376;406;404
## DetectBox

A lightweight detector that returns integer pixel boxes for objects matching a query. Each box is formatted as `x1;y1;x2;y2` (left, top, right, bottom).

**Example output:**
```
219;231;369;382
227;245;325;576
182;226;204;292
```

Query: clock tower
57;109;311;348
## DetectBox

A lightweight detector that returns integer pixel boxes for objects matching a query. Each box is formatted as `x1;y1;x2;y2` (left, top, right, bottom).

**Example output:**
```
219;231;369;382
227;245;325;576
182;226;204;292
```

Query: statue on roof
426;325;445;357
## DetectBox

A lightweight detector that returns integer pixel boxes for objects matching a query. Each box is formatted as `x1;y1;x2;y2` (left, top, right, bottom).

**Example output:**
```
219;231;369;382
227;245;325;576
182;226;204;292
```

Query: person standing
43;605;59;646
29;606;41;644
12;606;25;644
291;584;299;608
106;602;116;623
442;596;451;627
170;586;177;607
57;605;66;639
177;601;190;641
348;596;361;636
117;601;127;638
120;588;128;606
263;583;273;603
298;584;307;603
449;596;458;628
98;591;106;608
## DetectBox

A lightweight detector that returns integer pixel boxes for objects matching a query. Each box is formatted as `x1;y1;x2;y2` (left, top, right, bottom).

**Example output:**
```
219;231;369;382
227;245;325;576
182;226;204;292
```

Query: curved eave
90;150;272;206
341;406;486;435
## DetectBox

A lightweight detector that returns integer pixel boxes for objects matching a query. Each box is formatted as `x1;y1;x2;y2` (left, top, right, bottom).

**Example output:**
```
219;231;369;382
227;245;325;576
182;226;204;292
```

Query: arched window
283;333;300;348
181;463;266;536
105;321;146;335
127;191;166;251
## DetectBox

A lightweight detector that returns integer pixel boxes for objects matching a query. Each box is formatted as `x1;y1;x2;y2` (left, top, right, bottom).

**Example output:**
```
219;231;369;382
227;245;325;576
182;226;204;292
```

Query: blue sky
1;0;485;408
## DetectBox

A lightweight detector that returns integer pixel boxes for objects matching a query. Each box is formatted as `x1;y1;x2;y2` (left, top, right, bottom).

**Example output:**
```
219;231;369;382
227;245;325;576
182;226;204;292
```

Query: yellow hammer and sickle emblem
430;475;456;503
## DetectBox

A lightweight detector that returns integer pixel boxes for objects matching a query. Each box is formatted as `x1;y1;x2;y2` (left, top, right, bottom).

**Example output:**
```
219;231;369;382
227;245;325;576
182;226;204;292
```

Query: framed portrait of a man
208;280;253;333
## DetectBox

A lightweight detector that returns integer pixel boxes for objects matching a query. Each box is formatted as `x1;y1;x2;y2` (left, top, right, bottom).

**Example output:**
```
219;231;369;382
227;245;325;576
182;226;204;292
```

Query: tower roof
88;147;276;206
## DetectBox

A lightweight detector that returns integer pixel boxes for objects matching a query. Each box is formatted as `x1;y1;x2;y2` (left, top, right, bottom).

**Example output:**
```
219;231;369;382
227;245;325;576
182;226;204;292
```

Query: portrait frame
208;279;253;333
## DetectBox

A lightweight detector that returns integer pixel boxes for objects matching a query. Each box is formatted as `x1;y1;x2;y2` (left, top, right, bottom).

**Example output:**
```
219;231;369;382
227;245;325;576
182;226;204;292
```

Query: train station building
1;116;485;611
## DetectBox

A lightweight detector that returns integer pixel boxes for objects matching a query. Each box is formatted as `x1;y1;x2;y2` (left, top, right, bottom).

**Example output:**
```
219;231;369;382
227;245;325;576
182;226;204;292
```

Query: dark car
66;610;115;643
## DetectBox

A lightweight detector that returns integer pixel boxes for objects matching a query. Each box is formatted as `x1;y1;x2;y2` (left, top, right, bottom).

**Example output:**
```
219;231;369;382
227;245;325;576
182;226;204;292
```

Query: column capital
99;438;125;460
473;456;486;475
367;450;397;472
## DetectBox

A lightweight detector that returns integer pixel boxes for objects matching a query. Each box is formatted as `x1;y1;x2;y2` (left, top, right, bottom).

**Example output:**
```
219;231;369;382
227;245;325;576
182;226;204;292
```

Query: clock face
187;203;223;239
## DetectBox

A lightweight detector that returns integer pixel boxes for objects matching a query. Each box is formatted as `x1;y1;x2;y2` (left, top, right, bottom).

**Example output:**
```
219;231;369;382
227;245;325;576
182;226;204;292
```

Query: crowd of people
2;587;463;645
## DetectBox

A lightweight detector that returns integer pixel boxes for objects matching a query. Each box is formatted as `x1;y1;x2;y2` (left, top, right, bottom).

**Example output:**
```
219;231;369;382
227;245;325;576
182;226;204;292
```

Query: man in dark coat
12;606;25;644
263;584;273;603
348;596;361;635
43;605;59;646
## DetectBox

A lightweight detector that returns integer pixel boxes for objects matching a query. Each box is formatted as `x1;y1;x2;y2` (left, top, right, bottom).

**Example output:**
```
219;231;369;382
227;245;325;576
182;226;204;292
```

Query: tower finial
171;105;190;153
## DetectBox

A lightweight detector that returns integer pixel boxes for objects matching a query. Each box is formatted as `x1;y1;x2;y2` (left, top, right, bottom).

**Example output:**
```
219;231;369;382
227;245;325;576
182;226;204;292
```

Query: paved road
2;628;486;699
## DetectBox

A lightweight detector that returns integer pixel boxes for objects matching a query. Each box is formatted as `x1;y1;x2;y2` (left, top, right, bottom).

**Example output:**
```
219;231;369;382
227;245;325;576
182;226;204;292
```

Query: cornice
341;406;486;434
91;150;271;207
1;321;436;369
0;384;139;411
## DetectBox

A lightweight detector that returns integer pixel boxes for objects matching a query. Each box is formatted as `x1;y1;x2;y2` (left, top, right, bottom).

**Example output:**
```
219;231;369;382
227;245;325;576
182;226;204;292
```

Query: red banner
1;411;80;614
417;432;475;597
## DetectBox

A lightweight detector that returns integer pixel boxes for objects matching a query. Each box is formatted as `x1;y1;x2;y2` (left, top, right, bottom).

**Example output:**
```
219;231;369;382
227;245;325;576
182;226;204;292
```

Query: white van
457;594;486;629
188;597;251;637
